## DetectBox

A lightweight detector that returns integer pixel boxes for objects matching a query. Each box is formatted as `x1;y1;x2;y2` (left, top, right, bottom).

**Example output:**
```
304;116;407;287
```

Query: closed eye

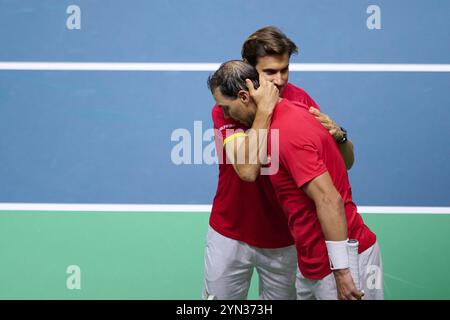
264;69;276;75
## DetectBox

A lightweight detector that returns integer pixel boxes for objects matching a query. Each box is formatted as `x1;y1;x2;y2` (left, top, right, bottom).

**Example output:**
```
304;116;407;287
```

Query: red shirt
210;83;318;248
268;99;376;279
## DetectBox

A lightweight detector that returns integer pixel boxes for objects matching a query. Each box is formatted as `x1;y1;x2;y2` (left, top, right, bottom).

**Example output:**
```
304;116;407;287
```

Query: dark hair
241;26;298;66
207;60;259;98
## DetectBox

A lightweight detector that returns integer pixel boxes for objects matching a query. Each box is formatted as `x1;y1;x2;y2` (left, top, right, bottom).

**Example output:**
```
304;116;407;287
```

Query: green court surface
0;211;448;299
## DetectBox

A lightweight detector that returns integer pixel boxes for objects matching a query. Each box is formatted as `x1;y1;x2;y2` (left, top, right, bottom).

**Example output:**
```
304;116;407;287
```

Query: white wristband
325;239;349;270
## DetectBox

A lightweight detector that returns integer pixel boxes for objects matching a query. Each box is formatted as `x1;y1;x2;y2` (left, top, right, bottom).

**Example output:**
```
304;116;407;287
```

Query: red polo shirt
268;98;376;278
209;83;318;248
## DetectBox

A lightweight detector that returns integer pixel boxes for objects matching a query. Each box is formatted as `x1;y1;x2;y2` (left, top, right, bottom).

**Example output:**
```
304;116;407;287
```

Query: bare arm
309;107;355;170
224;107;272;182
225;77;279;182
338;140;354;170
303;171;364;300
302;171;348;240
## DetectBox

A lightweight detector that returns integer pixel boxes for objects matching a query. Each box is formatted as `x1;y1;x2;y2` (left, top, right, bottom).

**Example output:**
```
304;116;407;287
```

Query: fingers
309;108;327;123
357;289;365;300
352;290;365;300
348;288;365;300
313;112;336;131
309;106;320;116
321;121;334;130
309;108;333;126
258;73;267;86
336;275;365;300
246;77;278;96
341;290;364;300
272;84;280;95
245;79;255;94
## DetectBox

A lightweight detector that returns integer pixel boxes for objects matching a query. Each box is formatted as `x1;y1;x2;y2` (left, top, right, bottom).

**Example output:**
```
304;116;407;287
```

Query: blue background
0;0;449;205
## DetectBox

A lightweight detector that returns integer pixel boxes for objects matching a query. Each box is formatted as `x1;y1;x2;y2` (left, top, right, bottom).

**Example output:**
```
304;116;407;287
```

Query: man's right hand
333;268;365;300
245;75;279;115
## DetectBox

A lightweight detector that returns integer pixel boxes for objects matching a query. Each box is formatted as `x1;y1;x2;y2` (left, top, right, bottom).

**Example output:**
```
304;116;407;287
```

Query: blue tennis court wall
0;0;449;206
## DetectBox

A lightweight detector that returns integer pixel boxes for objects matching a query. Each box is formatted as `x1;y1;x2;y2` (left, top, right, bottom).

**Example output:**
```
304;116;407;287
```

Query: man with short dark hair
204;26;356;300
208;60;384;300
240;26;354;169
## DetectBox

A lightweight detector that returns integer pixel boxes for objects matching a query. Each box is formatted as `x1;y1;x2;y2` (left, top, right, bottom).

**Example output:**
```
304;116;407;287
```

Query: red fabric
209;83;316;248
268;99;376;279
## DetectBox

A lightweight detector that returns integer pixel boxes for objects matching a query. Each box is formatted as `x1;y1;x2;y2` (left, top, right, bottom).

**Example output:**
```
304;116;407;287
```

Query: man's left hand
333;268;365;300
309;107;344;141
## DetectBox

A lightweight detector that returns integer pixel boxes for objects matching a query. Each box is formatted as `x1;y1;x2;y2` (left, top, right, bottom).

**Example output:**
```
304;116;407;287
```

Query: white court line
0;62;449;72
357;206;450;214
0;203;449;214
0;62;448;213
0;203;211;212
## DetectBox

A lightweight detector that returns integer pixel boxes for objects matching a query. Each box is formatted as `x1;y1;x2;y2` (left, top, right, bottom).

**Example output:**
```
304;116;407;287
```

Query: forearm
303;172;362;298
319;195;362;299
338;140;355;170
245;107;272;165
231;107;272;181
315;192;348;241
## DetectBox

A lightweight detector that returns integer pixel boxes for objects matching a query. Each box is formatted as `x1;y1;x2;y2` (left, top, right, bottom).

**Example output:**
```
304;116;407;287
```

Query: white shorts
203;226;297;300
296;241;384;300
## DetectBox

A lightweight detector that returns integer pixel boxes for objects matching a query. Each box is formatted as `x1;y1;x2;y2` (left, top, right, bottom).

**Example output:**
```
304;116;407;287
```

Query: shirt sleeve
281;142;328;188
303;91;320;111
286;86;321;112
212;104;247;146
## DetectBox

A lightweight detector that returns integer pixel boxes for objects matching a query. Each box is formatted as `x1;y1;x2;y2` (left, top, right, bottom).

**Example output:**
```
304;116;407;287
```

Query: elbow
240;171;258;182
345;153;355;170
238;166;259;182
345;143;355;170
345;160;354;170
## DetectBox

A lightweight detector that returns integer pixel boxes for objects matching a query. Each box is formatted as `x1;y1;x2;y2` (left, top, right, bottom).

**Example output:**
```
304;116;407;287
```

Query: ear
238;90;250;104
